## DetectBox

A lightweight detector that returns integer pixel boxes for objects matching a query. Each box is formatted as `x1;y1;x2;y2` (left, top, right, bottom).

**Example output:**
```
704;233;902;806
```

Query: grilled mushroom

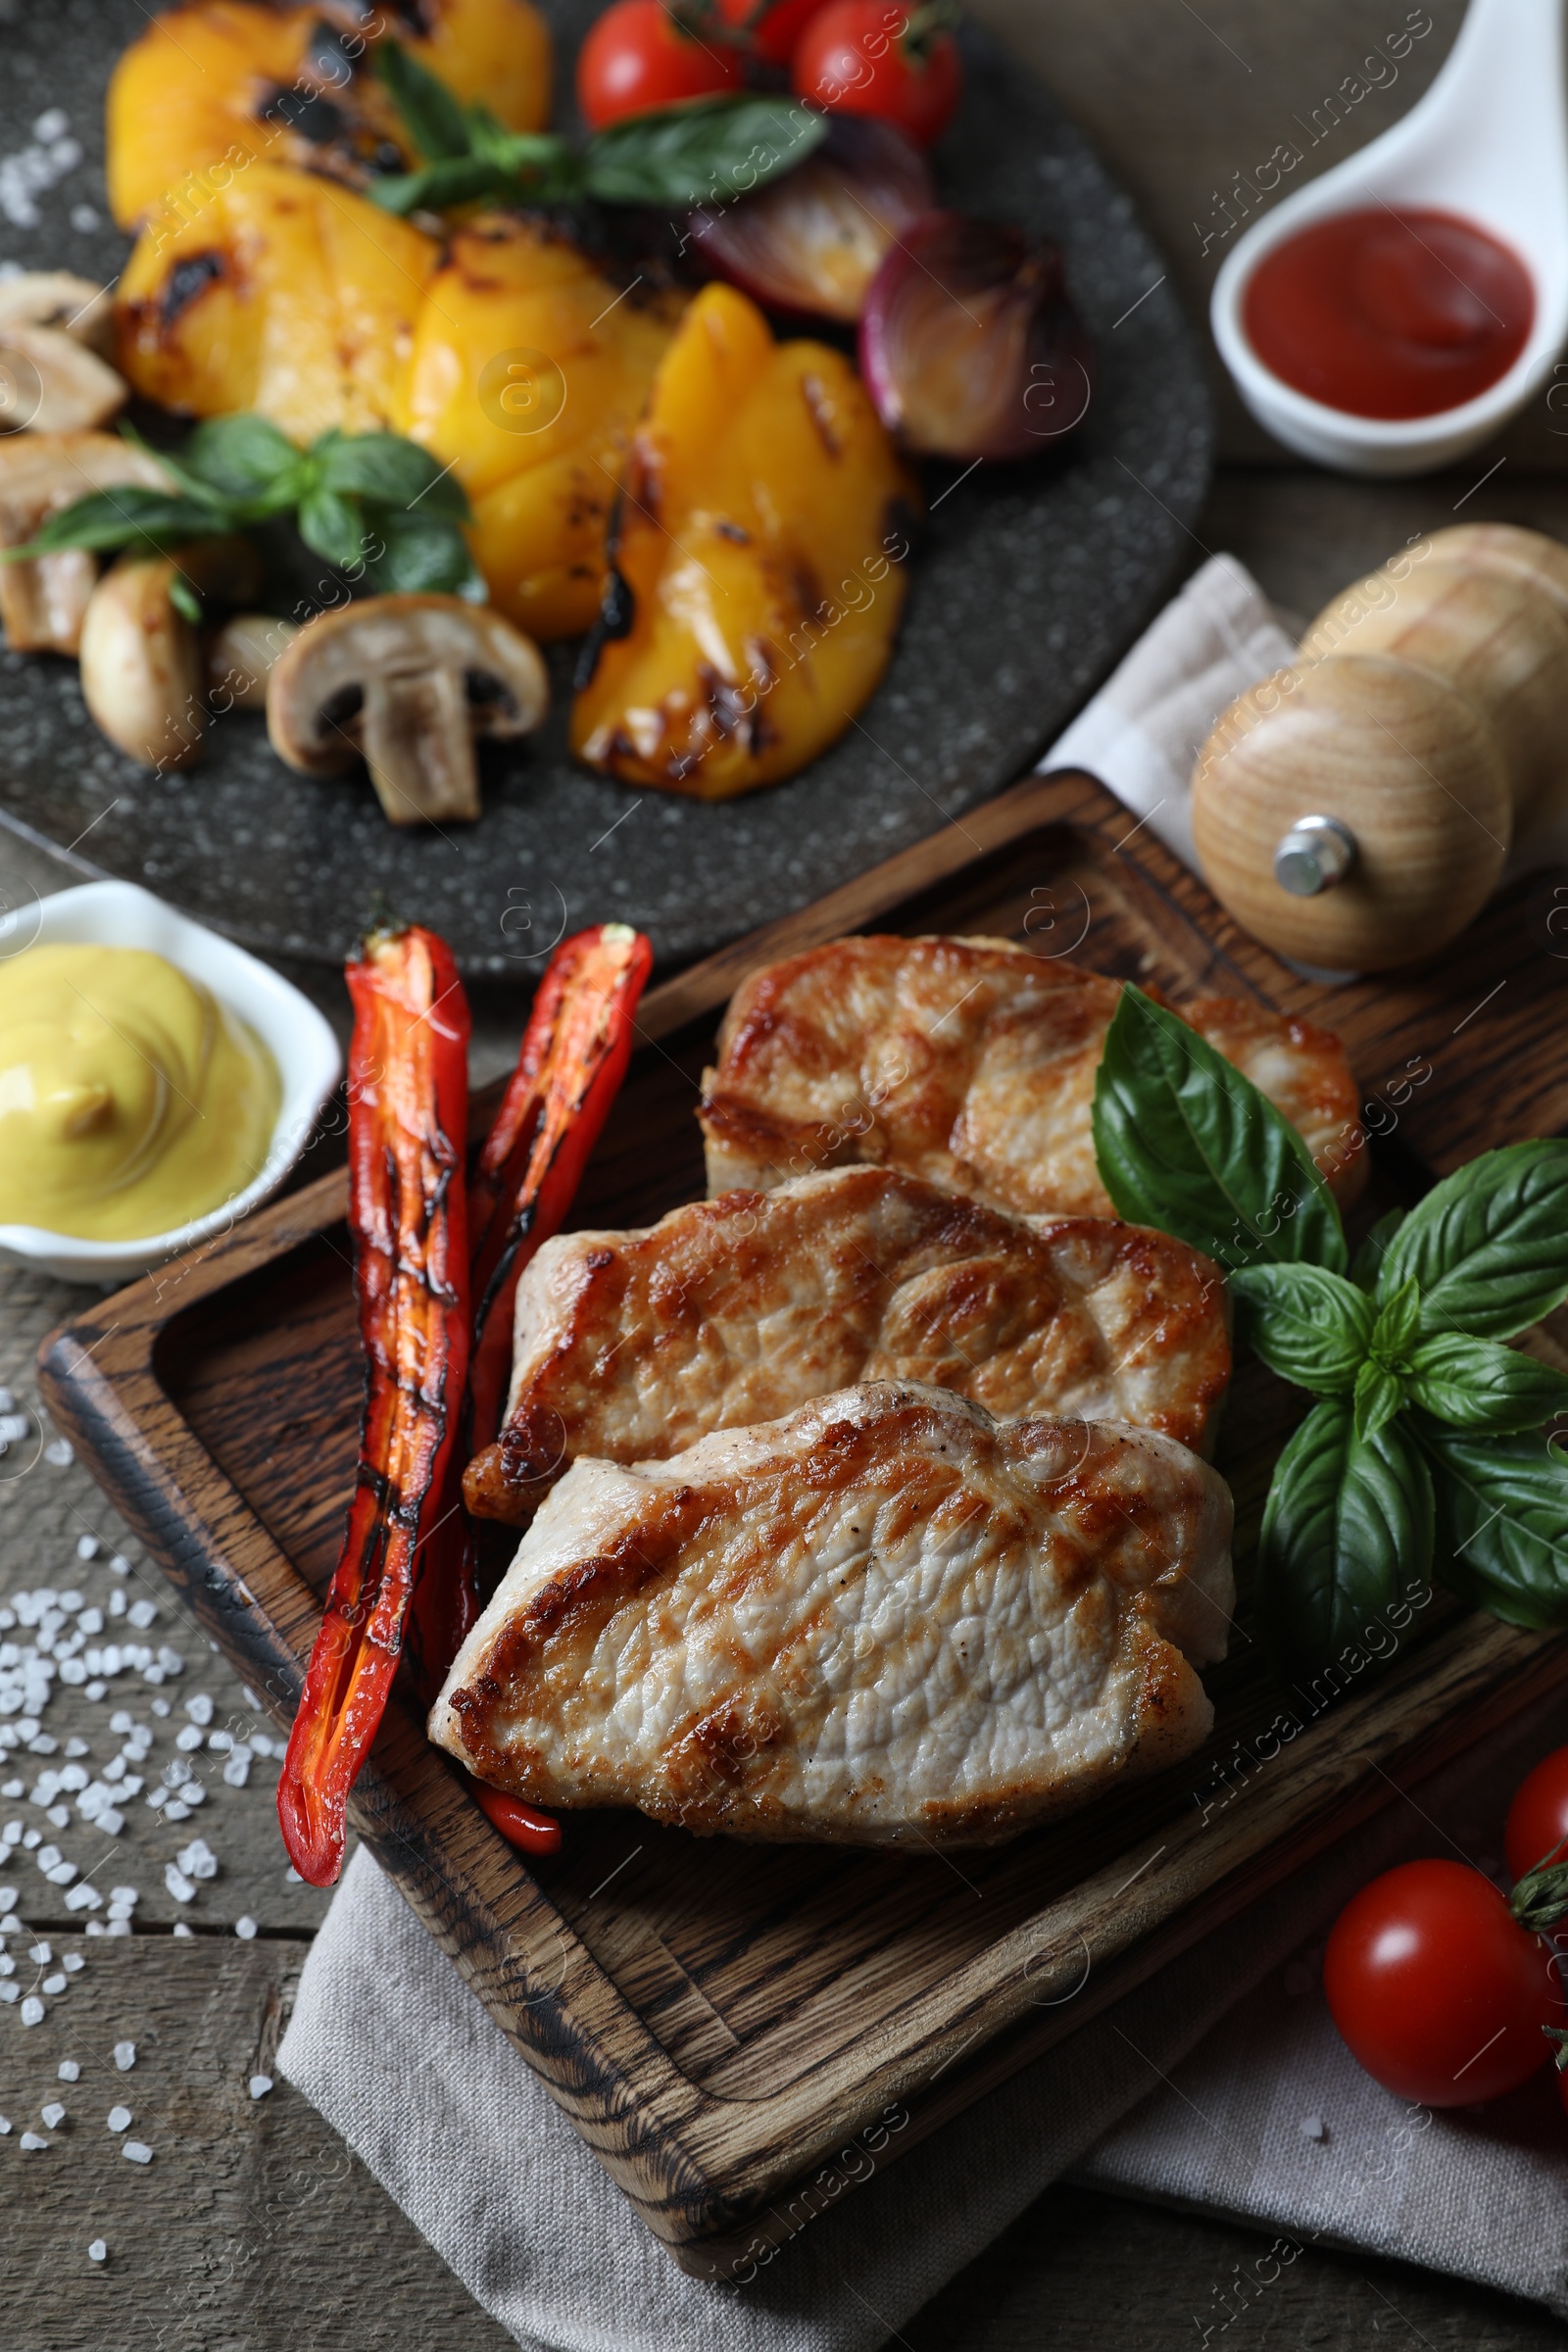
79;539;263;769
266;594;550;825
208;612;299;711
0;272;125;432
0;429;171;654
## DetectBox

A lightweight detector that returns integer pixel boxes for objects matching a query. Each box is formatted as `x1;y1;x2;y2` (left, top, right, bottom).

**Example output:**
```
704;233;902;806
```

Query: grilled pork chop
431;1382;1235;1847
465;1167;1230;1527
699;935;1365;1217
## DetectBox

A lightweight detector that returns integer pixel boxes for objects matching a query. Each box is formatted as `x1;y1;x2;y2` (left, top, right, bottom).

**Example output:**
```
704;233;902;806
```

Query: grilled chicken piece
699;934;1365;1217
432;1382;1235;1847
464;1167;1230;1528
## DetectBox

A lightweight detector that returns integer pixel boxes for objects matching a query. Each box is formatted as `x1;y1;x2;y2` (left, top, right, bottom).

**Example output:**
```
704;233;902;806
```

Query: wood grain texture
35;768;1568;2275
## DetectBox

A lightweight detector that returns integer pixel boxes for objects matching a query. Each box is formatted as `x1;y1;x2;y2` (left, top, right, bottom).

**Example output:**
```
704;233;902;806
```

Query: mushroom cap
267;593;550;777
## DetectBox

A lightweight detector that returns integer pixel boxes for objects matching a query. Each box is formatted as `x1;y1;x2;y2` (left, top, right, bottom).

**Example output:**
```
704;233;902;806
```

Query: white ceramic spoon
1210;0;1568;475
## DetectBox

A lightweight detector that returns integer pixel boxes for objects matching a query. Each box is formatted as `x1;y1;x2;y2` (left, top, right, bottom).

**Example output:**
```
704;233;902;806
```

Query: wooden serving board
37;770;1568;2276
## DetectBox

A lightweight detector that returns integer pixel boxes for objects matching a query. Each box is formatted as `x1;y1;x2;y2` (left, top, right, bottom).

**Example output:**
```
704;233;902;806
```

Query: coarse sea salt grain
164;1866;196;1903
249;2074;273;2100
113;2041;135;2071
235;1917;258;1940
42;1973;67;1994
87;2238;107;2263
40;2100;65;2128
172;1923;194;1939
58;2059;79;2081
74;1536;99;1561
122;2139;152;2165
20;2130;48;2151
1299;2114;1327;2141
106;2105;131;2132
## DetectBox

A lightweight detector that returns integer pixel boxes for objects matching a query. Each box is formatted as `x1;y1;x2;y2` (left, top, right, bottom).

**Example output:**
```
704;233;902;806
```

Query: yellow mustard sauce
0;943;280;1240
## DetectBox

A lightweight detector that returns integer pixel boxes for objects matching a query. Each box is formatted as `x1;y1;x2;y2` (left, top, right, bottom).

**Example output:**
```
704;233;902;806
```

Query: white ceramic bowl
0;879;342;1286
1211;0;1568;476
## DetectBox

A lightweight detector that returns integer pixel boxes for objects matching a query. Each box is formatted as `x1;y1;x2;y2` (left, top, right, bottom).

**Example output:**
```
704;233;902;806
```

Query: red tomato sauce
1242;207;1533;419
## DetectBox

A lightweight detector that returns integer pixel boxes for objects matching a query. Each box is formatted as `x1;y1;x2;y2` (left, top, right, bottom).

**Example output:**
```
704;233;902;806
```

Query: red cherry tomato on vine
791;0;962;147
1323;1860;1559;2107
1505;1743;1568;1882
469;1776;564;1855
577;0;744;130
716;0;837;67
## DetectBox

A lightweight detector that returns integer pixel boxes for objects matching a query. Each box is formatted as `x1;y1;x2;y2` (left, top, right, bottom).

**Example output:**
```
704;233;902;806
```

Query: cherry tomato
1506;1743;1568;1882
577;0;744;130
469;1776;564;1855
1324;1860;1559;2106
791;0;962;148
715;0;836;65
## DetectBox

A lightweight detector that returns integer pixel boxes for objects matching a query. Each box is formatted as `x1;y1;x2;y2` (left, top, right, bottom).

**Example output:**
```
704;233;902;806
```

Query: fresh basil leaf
1353;1358;1406;1443
368;155;512;214
1376;1140;1568;1341
184;414;302;503
1091;984;1347;1274
167;572;204;624
585;93;826;208
9;487;237;558
1350;1205;1406;1293
1418;1422;1568;1628
375;40;472;161
316;431;469;519
1406;1335;1568;1434
1370;1276;1421;1363
1230;1262;1372;1395
1256;1398;1434;1682
363;509;483;598
297;487;373;571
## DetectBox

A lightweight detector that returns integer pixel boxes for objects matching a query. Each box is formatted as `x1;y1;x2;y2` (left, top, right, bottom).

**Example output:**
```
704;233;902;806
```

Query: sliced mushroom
0;429;171;654
267;594;550;826
0;272;117;355
208;612;299;711
79;538;264;769
0;273;125;433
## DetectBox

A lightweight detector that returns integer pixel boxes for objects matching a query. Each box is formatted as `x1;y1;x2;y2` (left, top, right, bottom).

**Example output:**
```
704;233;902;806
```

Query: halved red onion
686;117;934;324
859;212;1096;462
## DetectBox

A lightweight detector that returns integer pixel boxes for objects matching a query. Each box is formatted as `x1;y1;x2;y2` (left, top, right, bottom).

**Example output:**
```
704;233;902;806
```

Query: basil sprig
371;44;824;217
1092;985;1568;1679
11;416;481;599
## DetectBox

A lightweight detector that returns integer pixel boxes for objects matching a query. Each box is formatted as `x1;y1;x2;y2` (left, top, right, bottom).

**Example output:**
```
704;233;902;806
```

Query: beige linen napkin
278;555;1568;2345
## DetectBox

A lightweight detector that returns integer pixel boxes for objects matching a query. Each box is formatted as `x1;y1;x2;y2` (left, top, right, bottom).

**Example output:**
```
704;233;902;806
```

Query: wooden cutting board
37;769;1568;2276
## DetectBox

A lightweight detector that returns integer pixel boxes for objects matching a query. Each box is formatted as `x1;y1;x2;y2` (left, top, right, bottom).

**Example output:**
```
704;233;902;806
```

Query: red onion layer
687;116;934;323
859;211;1095;461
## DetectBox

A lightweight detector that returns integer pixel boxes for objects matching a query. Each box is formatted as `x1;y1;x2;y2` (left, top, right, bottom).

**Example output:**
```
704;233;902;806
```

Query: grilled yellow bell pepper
108;0;552;234
116;166;438;442
569;283;917;798
395;219;686;641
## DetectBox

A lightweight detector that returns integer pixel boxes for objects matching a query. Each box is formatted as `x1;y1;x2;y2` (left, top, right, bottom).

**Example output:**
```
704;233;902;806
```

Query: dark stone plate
0;1;1211;974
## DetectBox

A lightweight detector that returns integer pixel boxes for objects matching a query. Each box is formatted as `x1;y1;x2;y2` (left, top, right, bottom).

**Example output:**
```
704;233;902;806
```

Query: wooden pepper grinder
1191;523;1568;970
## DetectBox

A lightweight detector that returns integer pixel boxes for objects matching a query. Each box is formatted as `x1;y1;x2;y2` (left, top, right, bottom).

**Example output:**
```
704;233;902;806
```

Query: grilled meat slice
465;1167;1230;1528
432;1382;1235;1847
698;934;1365;1216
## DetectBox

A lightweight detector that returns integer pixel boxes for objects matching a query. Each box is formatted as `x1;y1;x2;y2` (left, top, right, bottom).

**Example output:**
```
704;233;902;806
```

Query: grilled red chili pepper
277;923;471;1887
468;1777;565;1856
466;921;655;1453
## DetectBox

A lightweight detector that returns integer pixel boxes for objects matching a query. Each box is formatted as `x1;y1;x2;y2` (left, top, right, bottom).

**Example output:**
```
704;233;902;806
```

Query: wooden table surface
6;2;1568;2344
